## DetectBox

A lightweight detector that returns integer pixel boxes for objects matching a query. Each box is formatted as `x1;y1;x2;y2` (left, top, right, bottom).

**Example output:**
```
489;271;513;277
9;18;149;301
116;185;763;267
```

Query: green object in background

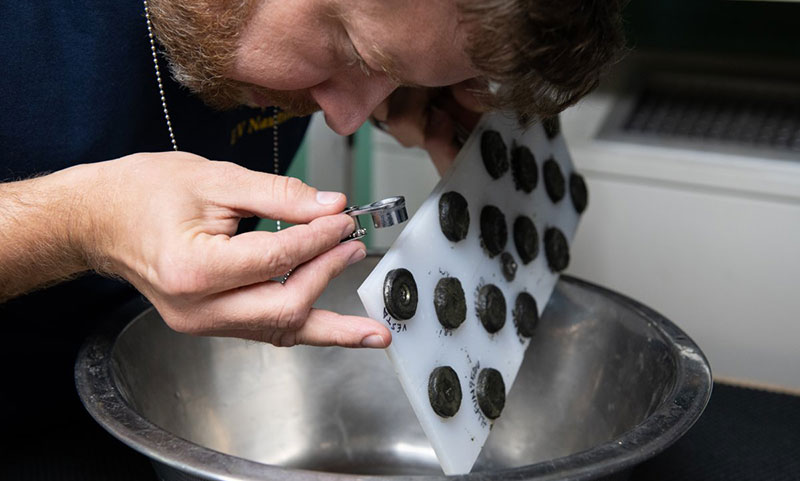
624;0;800;61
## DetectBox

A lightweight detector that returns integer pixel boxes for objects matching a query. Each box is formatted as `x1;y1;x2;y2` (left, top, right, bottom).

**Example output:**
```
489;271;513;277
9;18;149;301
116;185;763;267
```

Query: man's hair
458;0;626;120
148;0;625;118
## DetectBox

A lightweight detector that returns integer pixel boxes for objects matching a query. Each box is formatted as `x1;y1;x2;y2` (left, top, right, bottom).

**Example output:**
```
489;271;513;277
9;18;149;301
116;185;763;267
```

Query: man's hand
0;152;391;349
370;80;487;176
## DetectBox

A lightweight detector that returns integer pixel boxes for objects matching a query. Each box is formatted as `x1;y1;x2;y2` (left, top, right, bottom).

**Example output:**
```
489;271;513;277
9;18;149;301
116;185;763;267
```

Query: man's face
227;0;477;135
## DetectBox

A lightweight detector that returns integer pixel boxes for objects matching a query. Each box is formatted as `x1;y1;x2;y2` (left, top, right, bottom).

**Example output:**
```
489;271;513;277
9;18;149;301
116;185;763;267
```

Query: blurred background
269;0;800;391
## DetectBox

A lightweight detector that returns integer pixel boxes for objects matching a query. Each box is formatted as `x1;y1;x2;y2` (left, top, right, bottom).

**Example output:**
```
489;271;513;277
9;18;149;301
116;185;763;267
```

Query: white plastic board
357;112;585;474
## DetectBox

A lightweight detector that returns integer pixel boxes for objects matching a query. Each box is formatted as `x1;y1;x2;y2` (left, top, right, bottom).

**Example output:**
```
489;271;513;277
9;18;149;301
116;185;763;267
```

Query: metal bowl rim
75;274;712;481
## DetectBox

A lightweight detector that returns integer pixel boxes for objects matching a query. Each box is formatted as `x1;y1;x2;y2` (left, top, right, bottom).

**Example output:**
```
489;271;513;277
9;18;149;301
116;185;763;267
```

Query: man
0;0;623;477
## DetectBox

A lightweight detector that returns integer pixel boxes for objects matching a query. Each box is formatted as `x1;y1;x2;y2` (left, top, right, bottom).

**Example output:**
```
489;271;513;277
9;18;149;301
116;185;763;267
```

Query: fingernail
347;247;367;266
317;191;344;205
361;334;386;349
426;107;450;134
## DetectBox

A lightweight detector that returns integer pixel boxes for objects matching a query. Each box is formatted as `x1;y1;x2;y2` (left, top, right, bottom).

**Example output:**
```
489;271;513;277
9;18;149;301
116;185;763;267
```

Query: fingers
187;239;366;331
195;214;357;294
374;87;433;148
192;237;391;348
288;309;391;347
424;108;461;177
449;78;491;114
217;310;392;348
372;85;487;177
433;88;483;134
205;163;348;224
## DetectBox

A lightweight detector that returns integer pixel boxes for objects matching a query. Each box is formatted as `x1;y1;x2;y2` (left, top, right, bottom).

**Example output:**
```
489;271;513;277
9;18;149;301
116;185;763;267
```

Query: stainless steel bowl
75;255;711;481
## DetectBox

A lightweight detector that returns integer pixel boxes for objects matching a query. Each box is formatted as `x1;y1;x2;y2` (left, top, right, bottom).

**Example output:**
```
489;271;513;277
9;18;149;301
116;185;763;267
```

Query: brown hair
148;0;624;117
146;0;256;109
458;0;626;120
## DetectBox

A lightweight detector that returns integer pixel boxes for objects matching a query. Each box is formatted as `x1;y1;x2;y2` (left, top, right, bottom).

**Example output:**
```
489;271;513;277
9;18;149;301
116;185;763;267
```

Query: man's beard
146;0;320;117
243;84;321;117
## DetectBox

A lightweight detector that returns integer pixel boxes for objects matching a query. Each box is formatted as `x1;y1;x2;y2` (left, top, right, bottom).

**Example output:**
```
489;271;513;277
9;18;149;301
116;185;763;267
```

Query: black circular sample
542;115;561;139
476;368;506;420
510;144;538;193
480;130;509;179
476;284;506;334
513;216;539;265
500;252;517;282
569;173;588;214
544;227;570;272
383;268;418;320
543;158;565;203
438;191;470;242
433;277;467;329
480;205;507;258
513;292;540;338
428;366;462;418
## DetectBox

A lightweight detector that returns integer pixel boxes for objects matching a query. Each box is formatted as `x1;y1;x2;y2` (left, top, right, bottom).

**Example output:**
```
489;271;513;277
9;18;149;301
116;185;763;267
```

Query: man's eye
349;45;372;74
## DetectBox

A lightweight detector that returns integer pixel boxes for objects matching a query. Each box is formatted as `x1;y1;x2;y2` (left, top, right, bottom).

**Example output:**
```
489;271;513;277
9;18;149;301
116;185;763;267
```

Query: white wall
562;89;800;390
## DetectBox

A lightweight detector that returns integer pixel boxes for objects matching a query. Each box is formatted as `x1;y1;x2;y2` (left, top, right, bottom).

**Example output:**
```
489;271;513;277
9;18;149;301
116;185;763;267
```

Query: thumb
425;107;460;177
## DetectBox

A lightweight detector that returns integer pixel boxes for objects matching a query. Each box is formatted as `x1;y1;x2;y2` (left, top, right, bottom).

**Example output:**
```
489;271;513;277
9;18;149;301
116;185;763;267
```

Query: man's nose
309;68;398;136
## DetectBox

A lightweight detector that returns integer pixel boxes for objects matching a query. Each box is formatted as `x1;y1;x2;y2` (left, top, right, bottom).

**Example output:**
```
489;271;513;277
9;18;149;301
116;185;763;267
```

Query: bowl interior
111;257;678;475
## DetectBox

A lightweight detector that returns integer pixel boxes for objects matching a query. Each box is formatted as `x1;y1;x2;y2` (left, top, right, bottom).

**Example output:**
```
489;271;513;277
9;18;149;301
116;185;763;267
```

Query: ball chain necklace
143;0;292;282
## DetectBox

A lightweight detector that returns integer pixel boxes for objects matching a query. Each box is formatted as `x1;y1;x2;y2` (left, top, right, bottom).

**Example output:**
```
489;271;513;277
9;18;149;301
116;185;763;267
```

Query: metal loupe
342;196;408;242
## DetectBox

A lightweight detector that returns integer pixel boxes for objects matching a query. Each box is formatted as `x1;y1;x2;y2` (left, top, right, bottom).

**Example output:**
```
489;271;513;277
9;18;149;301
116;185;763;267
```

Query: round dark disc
480;130;509;179
513;292;540;338
383;268;418;320
543;158;565;203
569;173;588;214
434;277;467;329
476;368;506;420
480;205;507;258
476;284;506;334
428;366;462;418
513;216;539;265
544;227;570;272
500;252;517;282
510;144;538;193
438;191;470;242
542;115;561;139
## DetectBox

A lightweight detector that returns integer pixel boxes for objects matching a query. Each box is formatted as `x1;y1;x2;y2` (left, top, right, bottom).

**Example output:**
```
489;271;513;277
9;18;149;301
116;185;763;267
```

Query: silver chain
273;107;281;232
143;0;177;151
144;0;291;282
273;107;293;283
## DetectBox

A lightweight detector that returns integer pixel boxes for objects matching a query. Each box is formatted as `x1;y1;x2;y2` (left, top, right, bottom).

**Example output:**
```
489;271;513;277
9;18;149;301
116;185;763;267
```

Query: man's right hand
370;80;487;176
0;152;391;349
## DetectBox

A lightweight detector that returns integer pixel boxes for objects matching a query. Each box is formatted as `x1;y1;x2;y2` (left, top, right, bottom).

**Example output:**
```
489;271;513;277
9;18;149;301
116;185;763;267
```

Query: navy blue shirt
1;1;309;178
0;0;311;450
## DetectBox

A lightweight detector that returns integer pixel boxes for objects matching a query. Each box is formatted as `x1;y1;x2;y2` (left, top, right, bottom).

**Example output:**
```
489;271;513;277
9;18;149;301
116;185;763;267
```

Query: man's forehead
340;0;476;86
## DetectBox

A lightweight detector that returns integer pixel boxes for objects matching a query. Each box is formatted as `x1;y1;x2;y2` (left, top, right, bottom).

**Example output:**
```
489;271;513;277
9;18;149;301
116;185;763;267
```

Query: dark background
624;0;800;61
